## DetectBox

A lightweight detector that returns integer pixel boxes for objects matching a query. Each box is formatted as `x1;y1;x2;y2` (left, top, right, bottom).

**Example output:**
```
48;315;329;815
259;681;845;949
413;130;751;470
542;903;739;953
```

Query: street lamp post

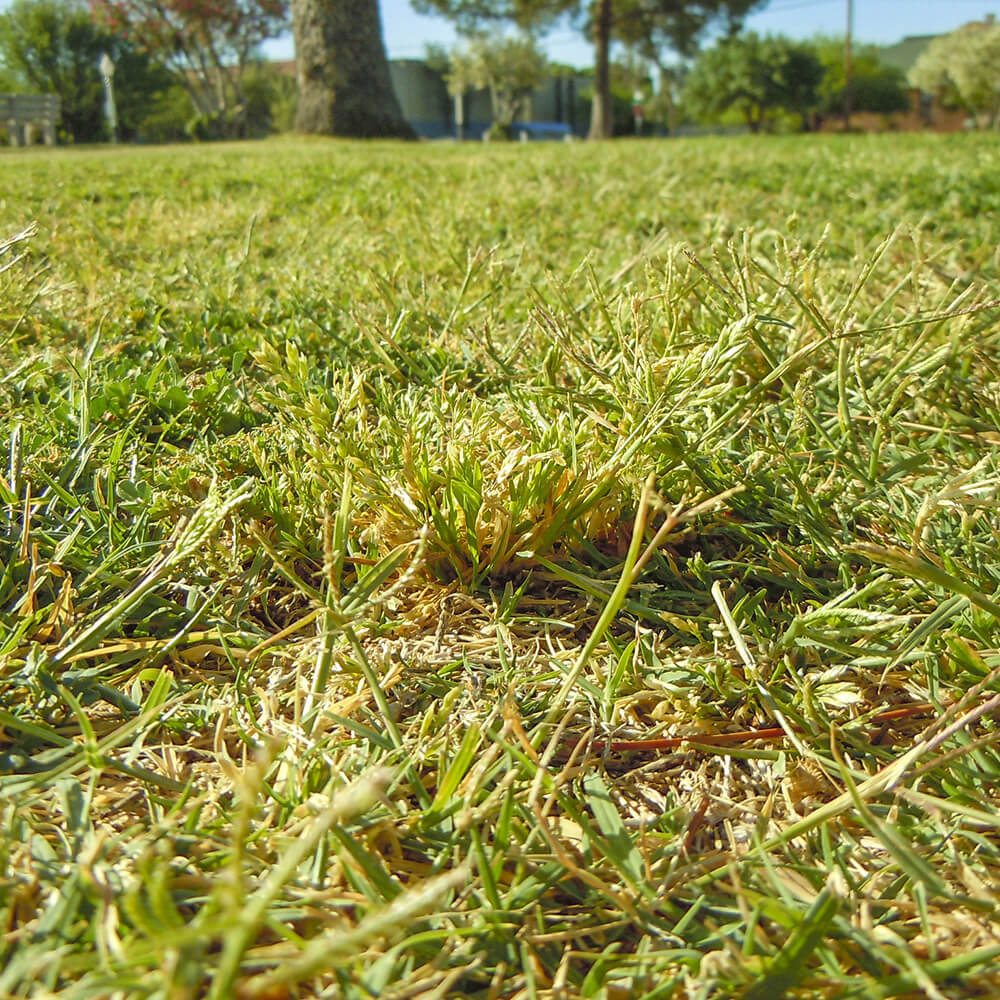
99;52;118;143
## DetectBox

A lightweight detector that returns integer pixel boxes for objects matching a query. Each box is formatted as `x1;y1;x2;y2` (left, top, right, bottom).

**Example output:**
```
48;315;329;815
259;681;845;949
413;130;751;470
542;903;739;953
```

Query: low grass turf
2;132;1000;998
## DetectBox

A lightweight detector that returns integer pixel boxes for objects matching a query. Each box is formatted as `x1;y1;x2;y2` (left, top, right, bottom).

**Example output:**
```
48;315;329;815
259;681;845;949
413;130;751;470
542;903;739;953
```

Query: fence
2;94;60;146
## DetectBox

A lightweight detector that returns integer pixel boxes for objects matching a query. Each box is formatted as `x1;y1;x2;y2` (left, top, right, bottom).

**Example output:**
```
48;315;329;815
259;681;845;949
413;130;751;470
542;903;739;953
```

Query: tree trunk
657;64;677;135
292;0;414;138
588;0;613;140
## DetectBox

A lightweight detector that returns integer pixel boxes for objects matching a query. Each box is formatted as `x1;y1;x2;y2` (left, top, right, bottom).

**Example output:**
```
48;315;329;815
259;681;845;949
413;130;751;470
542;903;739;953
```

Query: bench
2;94;60;146
513;121;576;142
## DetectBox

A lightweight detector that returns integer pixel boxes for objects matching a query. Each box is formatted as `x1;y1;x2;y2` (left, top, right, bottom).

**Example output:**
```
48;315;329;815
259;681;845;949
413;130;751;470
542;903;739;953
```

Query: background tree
92;0;288;137
241;62;298;135
414;0;762;138
909;18;1000;128
292;0;413;137
812;36;908;120
602;0;764;136
445;33;547;138
0;0;172;141
683;31;823;131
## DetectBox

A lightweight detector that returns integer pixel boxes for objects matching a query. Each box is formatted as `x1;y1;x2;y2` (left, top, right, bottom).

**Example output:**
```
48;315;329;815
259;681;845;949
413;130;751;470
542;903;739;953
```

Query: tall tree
292;0;414;137
413;0;765;138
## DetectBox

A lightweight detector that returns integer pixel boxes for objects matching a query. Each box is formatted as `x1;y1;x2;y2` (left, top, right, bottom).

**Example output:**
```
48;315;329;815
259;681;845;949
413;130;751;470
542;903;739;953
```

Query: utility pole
843;0;853;130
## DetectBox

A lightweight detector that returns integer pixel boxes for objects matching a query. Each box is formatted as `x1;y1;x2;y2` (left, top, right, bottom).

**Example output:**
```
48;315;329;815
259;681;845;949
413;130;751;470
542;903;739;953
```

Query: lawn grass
3;132;1000;998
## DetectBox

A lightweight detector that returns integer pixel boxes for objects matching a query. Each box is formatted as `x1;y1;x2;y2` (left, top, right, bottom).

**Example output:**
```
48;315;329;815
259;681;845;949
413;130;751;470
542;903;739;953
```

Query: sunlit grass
2;133;1000;998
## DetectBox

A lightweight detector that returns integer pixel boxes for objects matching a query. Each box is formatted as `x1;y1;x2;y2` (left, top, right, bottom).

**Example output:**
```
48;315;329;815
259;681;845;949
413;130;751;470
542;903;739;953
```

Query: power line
765;0;845;13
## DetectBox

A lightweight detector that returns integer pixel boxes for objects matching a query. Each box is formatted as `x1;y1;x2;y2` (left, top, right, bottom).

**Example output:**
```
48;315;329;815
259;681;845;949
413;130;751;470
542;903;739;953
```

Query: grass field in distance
3;133;1000;998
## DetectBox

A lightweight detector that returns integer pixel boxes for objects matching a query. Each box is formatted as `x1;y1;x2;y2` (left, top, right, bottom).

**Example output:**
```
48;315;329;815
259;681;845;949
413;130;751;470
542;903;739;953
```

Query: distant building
878;34;936;75
389;60;588;139
389;60;457;138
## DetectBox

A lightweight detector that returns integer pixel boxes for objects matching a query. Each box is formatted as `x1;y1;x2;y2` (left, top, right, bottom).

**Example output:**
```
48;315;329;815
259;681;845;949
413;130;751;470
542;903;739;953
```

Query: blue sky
261;0;1000;65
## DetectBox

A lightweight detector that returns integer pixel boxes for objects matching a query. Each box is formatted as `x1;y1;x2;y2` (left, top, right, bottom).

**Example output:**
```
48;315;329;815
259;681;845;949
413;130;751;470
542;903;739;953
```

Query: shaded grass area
2;133;1000;997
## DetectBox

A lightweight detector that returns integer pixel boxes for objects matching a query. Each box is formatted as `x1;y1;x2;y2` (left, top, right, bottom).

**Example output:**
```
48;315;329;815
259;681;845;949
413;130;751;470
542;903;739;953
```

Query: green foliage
411;0;573;34
446;32;547;135
813;35;910;117
0;0;173;142
131;83;196;142
73;62;295;144
613;0;764;65
107;42;177;141
684;31;824;131
910;20;1000;127
92;0;288;139
0;0;105;140
240;62;298;136
414;0;762;56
